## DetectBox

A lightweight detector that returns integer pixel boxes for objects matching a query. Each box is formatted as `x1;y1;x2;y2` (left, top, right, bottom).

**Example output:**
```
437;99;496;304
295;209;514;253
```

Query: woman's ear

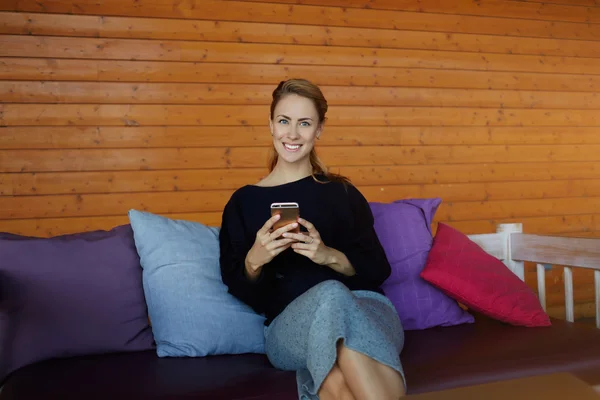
269;117;274;136
316;122;324;139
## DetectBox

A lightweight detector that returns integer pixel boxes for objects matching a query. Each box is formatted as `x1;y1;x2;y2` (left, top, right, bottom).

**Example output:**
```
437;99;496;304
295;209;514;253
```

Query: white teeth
284;143;301;151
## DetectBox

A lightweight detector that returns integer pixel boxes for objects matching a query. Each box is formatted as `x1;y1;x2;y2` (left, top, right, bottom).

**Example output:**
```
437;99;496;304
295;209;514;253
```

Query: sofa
2;200;600;399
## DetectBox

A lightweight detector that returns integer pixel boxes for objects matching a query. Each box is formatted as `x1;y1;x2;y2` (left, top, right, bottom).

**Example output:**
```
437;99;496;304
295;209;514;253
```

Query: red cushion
420;223;551;327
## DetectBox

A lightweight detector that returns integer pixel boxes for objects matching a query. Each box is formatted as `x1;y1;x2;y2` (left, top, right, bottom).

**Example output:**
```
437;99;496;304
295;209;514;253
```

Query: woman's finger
270;222;299;240
282;232;311;243
291;241;312;250
268;243;292;258
292;248;312;258
298;218;319;236
266;237;295;250
258;214;281;236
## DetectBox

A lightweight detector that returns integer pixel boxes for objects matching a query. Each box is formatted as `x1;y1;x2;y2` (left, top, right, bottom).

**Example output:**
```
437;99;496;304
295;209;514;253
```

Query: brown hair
268;78;351;185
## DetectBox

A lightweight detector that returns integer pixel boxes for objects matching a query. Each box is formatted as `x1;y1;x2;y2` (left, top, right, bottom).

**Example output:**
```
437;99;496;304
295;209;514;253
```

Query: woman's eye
279;119;288;124
300;121;311;127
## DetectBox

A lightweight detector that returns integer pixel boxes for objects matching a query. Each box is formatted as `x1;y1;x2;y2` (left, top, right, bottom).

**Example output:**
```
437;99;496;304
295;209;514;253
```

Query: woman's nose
287;124;300;138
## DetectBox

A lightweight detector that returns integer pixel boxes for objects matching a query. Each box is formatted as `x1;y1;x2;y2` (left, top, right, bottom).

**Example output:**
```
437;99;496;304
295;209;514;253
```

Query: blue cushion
128;209;266;357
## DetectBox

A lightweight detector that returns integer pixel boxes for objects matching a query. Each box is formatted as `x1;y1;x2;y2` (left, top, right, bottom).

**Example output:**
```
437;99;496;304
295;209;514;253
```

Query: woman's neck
267;160;313;185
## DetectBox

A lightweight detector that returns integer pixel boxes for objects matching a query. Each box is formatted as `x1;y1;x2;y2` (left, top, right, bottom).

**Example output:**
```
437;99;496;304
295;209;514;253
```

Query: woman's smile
283;143;302;152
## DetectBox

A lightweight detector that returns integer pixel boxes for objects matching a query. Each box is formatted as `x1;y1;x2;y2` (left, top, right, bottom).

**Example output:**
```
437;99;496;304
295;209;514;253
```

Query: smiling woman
219;78;407;400
265;79;351;187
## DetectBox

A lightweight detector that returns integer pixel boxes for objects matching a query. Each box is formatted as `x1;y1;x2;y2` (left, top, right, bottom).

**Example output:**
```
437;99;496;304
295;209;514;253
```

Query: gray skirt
264;280;406;400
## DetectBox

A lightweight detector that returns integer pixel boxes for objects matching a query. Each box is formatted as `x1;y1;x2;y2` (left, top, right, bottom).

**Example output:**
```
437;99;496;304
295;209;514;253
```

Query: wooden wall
1;0;599;319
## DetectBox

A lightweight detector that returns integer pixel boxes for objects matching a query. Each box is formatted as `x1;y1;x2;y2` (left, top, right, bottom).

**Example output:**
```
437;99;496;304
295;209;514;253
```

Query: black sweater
219;174;391;325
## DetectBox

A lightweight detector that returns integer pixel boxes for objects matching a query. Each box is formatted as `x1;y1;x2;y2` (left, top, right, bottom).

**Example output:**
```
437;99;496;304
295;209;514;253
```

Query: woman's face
269;94;323;166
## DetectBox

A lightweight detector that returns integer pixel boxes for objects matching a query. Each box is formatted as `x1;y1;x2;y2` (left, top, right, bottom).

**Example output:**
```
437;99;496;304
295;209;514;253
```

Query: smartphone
270;202;300;233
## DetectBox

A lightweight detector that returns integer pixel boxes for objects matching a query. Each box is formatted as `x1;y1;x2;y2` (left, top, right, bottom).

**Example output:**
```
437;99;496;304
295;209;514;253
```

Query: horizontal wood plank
4;35;600;75
512;233;600;269
3;181;600;219
3;145;600;172
365;179;600;203
0;191;233;219
233;0;600;24
3;12;600;58
438;197;600;222
3;104;600;127
521;0;599;7
0;169;267;195
0;212;225;237
527;1;600;7
3;0;600;41
2;161;600;195
5;81;600;109
560;232;600;239
4;126;600;150
3;58;600;93
0;148;233;171
442;214;600;236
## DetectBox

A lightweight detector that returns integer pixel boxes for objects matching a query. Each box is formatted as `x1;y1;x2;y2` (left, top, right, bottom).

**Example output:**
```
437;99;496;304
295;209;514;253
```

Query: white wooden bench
469;223;600;327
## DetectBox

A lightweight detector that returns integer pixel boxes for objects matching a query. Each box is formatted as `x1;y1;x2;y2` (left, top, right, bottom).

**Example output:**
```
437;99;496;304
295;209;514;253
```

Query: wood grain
233;0;600;24
4;58;600;93
0;212;225;237
2;161;600;195
3;0;600;41
521;0;599;7
4;145;600;172
437;197;600;222
3;104;600;127
2;0;599;315
3;12;600;58
512;233;600;270
5;81;600;109
4;126;600;150
5;35;600;75
3;180;600;220
441;214;599;236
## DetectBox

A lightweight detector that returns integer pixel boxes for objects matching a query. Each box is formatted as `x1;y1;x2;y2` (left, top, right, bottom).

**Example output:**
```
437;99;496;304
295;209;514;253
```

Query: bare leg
336;341;406;400
318;363;356;400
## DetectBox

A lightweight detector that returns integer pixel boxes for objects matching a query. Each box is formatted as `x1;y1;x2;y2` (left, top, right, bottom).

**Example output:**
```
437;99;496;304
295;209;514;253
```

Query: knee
312;280;353;306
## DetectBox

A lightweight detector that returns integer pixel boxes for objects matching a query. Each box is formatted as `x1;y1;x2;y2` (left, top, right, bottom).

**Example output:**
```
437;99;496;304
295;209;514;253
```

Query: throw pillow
420;223;551;327
127;209;266;357
369;198;474;330
0;225;155;383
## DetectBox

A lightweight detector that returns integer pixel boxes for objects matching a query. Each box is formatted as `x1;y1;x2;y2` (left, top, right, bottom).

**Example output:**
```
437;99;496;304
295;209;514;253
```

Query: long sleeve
219;191;272;314
341;184;392;288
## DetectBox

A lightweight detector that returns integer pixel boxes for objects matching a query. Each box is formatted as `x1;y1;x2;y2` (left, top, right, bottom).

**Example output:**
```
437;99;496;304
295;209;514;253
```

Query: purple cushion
0;225;155;382
369;198;474;330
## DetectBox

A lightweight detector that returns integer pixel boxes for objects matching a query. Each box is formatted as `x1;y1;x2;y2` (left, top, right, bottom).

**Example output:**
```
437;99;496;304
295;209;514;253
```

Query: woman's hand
284;218;356;277
244;214;298;279
283;217;329;265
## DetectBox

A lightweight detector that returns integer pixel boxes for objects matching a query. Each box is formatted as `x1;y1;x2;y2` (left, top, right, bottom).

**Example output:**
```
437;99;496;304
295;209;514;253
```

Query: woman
219;78;406;400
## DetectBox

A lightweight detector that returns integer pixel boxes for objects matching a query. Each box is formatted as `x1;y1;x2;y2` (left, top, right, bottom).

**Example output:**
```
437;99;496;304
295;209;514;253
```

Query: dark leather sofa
3;312;600;399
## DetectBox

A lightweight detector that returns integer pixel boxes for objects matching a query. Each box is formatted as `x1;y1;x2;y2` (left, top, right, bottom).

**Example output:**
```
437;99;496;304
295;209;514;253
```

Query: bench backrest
469;224;600;326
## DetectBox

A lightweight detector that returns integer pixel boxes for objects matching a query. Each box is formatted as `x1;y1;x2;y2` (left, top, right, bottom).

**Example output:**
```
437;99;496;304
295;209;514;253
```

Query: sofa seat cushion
3;313;600;399
402;312;600;394
0;351;298;400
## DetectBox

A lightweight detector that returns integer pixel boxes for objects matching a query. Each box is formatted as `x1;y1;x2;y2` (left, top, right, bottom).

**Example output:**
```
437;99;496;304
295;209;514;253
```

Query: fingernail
292;223;298;227
283;233;289;237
